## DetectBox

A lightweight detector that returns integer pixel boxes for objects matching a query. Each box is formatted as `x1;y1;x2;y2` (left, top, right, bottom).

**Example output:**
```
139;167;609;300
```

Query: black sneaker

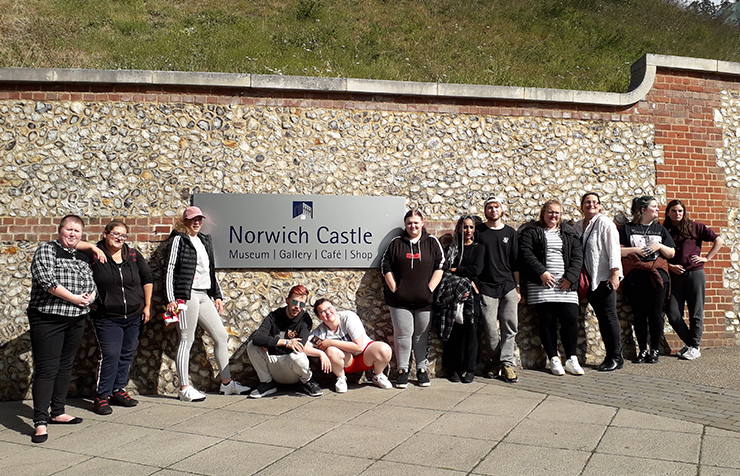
302;379;323;397
110;389;138;407
249;381;278;399
396;369;409;389
447;370;461;383
93;396;112;415
416;368;431;387
461;371;475;384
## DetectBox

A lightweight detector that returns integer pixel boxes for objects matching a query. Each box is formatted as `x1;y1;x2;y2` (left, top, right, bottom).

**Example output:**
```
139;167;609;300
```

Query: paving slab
700;434;740;468
525;395;616;424
350;404;442;432
101;430;221;467
281;396;375;423
0;445;91;476
303;424;414;459
361;460;466;475
504;417;607;452
420;411;521;441
386;385;470;411
53;457;160;476
581;453;698;476
221;393;311;416
167;408;271;438
382;432;494;473
596;426;701;463
611;408;703;433
110;400;211;429
473;442;590;476
254;447;372;476
451;392;541;418
170;439;293;475
43;421;159;456
233;414;338;448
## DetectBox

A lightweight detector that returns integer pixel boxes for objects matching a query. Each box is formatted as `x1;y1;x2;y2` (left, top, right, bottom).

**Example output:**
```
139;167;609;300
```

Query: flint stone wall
0;54;737;400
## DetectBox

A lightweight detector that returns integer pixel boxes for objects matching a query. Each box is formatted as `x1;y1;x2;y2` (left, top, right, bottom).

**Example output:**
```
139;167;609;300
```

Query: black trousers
586;281;622;360
624;284;667;351
28;309;87;424
443;319;478;373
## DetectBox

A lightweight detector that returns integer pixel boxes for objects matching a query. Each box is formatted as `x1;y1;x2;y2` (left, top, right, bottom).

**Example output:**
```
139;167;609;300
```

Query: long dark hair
446;215;481;269
663;199;693;239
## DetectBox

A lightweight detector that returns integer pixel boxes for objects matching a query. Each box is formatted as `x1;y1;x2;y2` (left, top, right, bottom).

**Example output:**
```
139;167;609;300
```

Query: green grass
1;0;740;92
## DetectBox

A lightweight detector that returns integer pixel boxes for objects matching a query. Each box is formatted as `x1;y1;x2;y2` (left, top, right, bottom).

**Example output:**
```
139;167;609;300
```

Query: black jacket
91;241;153;320
164;230;222;303
518;222;583;291
251;307;313;355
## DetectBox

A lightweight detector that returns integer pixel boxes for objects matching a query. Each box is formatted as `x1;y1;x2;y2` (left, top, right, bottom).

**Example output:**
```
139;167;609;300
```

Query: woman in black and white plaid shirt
27;214;98;443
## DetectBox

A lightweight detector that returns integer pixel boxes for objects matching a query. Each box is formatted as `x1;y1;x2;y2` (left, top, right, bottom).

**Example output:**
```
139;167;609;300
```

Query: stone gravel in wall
717;90;740;342
0;99;665;399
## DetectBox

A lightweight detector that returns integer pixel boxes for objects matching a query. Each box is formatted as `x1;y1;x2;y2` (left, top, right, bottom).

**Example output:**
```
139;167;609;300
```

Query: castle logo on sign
293;201;313;220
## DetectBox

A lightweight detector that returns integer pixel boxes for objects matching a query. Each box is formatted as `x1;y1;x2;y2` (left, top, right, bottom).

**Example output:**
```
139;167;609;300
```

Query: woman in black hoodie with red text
90;220;152;415
381;210;445;388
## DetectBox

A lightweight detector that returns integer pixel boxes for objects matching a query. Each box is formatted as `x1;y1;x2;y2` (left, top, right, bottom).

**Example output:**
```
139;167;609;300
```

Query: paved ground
3;348;740;476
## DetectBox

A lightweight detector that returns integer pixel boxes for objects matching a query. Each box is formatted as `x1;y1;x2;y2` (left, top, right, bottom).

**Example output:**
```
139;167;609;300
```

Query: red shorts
344;341;374;374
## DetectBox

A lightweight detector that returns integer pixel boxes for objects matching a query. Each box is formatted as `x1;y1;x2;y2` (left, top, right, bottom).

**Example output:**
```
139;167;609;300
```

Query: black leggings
29;310;87;424
535;302;579;359
624;284;667;351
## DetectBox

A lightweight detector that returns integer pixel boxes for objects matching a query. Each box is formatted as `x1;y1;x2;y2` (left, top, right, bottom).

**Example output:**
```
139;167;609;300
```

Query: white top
527;229;578;305
574;213;623;291
309;310;371;355
189;234;212;290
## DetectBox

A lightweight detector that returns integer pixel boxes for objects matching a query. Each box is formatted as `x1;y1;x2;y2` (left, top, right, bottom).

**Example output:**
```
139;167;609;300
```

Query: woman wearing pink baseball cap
163;206;249;401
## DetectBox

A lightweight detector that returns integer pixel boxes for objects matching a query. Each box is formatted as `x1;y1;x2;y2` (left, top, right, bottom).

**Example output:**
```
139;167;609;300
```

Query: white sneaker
372;372;392;389
565;356;585;375
178;385;206;402
335;376;348;393
546;356;565;376
220;380;251;395
681;346;701;360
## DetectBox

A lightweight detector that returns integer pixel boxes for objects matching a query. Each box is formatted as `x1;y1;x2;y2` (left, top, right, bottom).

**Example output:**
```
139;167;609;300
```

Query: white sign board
192;193;406;268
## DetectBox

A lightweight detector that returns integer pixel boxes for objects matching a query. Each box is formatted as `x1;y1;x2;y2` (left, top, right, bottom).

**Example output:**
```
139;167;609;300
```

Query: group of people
384;194;722;386
25;195;723;444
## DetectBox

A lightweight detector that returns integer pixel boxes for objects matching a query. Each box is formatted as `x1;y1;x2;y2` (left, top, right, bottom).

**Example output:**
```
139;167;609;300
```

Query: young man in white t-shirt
304;298;393;393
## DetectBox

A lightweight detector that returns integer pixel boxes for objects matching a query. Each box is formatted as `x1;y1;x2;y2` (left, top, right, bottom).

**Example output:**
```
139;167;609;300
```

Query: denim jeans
92;315;141;397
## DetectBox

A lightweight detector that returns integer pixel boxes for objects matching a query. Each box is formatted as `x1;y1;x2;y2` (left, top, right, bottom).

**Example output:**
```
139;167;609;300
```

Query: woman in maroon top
663;200;724;361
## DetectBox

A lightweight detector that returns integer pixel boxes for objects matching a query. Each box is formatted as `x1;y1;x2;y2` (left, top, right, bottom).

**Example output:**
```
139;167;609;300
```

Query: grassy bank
1;0;739;92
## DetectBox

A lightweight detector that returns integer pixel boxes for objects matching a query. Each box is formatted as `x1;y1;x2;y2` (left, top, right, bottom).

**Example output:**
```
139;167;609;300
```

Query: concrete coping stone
0;53;738;107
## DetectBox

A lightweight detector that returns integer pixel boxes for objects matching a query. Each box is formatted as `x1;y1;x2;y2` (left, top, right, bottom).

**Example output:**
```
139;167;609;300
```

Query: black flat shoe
447;371;460;383
48;416;83;425
31;432;48;444
645;349;660;364
634;350;648;364
597;358;619;372
461;371;475;384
